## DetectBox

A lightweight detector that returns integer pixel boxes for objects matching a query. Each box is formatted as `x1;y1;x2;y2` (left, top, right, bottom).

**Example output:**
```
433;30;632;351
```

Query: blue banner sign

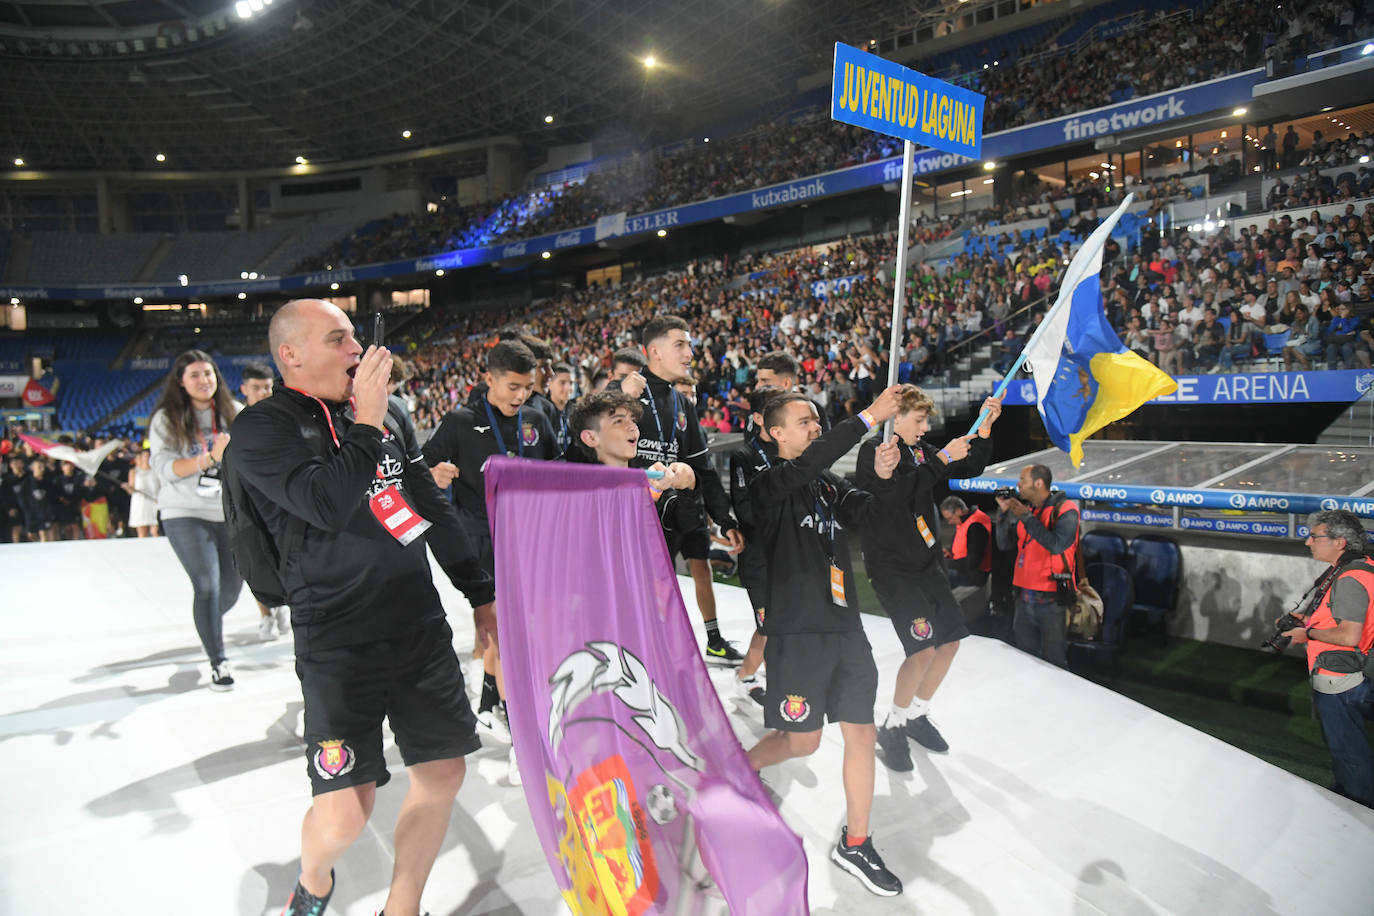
0;69;1266;302
1081;508;1175;528
1000;369;1374;406
830;43;985;158
1179;516;1293;537
949;478;1374;518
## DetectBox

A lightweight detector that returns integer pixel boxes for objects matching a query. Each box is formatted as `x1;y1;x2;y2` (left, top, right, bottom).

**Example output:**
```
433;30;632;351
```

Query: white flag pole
884;139;917;441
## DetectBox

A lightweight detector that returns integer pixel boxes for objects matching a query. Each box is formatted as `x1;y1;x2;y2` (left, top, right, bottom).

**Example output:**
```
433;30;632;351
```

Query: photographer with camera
994;464;1079;668
1277;510;1374;808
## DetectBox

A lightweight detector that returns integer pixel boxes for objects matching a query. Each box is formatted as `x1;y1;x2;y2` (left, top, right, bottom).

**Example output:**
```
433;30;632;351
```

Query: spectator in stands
1326;302;1360;369
995;464;1079;668
1152;318;1183;376
1219;308;1257;372
149;349;243;692
1193;309;1226;372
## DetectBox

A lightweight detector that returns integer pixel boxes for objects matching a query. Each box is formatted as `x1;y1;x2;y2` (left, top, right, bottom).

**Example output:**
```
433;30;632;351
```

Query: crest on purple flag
485;457;809;916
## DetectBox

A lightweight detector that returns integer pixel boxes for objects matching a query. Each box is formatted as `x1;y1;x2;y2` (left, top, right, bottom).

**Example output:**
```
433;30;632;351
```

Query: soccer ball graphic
646;783;677;825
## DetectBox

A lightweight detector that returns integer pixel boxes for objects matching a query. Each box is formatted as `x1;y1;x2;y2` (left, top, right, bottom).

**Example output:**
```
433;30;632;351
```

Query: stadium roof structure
0;0;985;173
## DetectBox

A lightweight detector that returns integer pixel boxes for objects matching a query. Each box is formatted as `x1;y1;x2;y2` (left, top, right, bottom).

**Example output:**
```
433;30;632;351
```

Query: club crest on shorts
780;694;810;723
521;423;539;446
911;617;933;641
313;739;356;780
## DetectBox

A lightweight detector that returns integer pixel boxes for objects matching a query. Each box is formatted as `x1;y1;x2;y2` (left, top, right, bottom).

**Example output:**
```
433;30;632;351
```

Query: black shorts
739;565;768;633
296;618;480;796
458;510;494;576
669;527;711;561
871;567;970;656
763;631;878;731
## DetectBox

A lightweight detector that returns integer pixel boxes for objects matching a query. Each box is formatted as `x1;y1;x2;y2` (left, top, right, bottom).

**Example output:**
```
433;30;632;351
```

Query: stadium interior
2;0;1373;912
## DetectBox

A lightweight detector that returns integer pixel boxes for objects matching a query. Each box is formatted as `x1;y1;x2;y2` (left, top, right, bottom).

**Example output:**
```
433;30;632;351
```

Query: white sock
905;697;931;720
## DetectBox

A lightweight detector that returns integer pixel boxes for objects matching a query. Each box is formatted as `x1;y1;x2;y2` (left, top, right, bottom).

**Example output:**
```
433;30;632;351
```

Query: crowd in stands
1106;201;1374;373
291;0;1373;276
395;231;1046;437
971;0;1368;132
6;197;1372;546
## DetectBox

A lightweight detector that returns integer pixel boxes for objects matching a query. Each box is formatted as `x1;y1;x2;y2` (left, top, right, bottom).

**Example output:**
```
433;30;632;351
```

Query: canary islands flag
1022;194;1177;466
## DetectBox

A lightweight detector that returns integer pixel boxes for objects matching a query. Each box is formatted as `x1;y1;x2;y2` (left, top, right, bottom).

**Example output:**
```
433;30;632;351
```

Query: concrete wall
1087;525;1315;654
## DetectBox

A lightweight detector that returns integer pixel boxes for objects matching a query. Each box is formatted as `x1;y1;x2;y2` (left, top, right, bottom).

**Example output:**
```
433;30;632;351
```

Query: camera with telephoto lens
1261;612;1305;652
995;486;1018;501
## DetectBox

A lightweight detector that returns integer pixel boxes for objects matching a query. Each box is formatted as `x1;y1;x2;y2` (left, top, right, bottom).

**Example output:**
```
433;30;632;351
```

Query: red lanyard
290;388;382;478
288;387;351;448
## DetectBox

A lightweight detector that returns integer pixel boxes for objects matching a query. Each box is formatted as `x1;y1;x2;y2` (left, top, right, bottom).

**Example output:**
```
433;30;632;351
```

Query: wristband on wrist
1306;626;1316;641
858;409;876;429
939;448;952;462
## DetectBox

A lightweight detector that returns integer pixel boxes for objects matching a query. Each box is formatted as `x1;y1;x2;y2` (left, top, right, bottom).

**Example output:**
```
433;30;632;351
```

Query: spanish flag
1022;194;1177;466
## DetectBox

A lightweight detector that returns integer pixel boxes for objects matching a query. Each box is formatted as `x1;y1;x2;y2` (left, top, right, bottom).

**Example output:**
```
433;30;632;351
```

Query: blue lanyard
750;436;771;468
558;412;569;449
483;401;523;457
813;488;837;560
645;388;680;440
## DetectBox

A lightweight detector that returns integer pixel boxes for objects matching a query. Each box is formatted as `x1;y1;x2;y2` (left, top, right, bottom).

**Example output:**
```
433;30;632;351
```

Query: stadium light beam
435;269;445;277
1232;107;1247;117
12;158;23;167
155;153;166;163
402;129;412;139
643;54;657;69
541;251;551;259
330;283;340;290
235;2;251;19
1363;42;1373;55
983;161;996;170
133;297;143;305
657;229;667;237
544;115;554;124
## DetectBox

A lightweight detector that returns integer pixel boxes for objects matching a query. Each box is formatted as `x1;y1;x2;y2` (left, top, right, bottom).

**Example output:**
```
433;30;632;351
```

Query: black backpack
221;440;305;608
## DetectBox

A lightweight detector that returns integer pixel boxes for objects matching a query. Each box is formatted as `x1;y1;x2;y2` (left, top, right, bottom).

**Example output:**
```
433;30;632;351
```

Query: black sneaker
905;714;949;753
876;725;913;772
209;662;234;692
704;638;745;667
830;828;902;897
282;870;333;916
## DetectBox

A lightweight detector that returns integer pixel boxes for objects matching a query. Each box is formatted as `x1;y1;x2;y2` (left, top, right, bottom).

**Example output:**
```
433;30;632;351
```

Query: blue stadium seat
1081;529;1128;568
1128;535;1181;636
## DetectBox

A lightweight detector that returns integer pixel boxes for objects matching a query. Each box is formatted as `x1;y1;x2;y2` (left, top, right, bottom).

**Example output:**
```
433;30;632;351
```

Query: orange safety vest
951;508;993;574
1013;497;1079;592
1305;559;1374;678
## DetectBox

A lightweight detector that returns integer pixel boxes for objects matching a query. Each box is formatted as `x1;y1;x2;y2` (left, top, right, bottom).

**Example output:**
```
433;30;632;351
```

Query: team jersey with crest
608;369;738;533
421;400;561;522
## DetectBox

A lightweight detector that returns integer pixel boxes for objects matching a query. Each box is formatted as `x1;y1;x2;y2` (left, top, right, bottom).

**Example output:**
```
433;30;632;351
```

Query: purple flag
486;457;809;916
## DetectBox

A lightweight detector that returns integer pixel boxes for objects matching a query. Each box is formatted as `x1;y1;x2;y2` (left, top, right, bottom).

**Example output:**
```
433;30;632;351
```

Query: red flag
22;379;55;407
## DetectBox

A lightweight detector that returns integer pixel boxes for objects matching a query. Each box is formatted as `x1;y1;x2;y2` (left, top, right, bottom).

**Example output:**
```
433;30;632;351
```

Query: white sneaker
467;657;485;697
477;707;511;743
508;745;522;787
735;672;766;706
273;606;290;634
209;662;235;691
257;615;277;641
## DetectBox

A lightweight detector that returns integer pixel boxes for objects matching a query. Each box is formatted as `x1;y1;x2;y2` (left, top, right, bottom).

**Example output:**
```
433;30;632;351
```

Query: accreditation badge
368;484;432;546
829;564;848;607
915;515;936;547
